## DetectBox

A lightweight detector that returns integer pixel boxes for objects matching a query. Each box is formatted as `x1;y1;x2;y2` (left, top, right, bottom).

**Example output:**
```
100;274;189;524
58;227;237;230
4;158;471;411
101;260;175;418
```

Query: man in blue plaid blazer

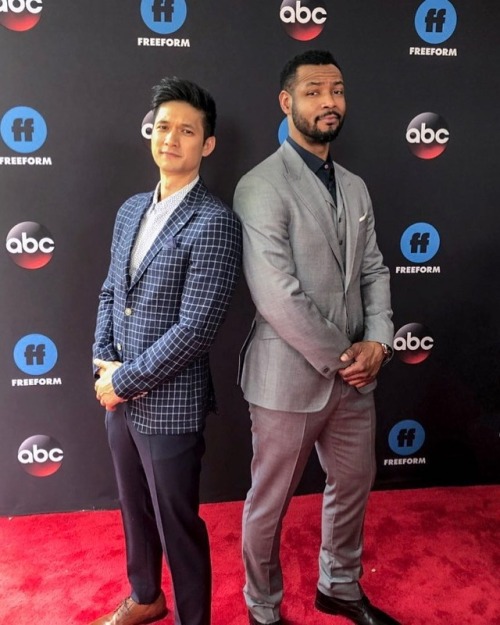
91;78;241;625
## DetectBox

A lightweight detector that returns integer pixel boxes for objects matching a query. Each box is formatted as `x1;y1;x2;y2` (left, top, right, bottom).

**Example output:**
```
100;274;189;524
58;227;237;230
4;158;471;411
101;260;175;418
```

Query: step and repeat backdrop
1;1;499;515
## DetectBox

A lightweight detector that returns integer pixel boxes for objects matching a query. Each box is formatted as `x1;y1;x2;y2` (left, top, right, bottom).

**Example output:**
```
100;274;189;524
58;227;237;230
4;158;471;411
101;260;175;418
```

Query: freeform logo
388;420;426;457
400;222;440;264
394;323;434;364
406;112;449;159
18;435;63;477
6;221;55;269
0;106;47;154
139;0;189;46
278;117;288;145
280;0;327;41
415;0;457;44
0;0;42;32
13;333;58;375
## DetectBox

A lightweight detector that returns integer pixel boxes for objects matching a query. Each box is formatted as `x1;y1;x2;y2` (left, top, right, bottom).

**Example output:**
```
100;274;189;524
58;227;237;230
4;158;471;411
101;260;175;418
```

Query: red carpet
1;486;499;625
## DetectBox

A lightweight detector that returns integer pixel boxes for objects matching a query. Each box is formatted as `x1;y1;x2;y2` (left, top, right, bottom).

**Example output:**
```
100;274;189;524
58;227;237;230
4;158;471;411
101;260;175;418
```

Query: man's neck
288;131;330;160
159;173;199;200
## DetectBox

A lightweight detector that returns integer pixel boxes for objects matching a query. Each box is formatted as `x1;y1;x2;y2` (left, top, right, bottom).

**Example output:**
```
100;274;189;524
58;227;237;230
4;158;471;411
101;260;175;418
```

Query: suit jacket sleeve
234;173;352;378
93;220;122;368
357;178;393;344
110;211;241;400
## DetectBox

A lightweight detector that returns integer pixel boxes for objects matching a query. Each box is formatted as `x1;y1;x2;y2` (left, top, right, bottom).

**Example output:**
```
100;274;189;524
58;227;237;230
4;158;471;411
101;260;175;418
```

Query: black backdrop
1;0;499;515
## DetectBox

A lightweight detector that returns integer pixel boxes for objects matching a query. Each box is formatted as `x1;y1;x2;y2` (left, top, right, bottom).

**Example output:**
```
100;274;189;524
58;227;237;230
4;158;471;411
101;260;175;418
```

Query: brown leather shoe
89;591;168;625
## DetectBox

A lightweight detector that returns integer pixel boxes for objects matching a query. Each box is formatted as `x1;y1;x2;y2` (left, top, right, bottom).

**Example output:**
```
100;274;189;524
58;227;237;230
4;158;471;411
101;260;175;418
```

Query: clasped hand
94;359;125;412
338;341;385;388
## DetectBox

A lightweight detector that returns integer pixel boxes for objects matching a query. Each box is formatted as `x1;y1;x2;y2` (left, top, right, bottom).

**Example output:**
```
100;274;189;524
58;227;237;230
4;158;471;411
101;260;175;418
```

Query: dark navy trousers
105;406;211;625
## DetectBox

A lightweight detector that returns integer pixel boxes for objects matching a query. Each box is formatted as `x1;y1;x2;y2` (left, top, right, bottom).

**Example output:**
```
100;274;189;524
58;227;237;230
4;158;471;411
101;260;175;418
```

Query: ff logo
140;0;187;35
394;323;434;364
400;222;440;264
13;334;58;375
6;221;55;269
18;435;63;477
389;420;425;456
0;106;47;153
415;0;457;45
141;109;154;147
280;0;327;41
0;0;42;32
278;118;288;145
406;112;449;159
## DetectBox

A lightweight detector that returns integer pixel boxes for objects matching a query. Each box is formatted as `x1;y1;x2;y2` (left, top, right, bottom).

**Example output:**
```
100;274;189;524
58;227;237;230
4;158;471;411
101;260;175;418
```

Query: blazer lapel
336;167;357;288
129;181;206;290
121;192;153;291
281;142;344;271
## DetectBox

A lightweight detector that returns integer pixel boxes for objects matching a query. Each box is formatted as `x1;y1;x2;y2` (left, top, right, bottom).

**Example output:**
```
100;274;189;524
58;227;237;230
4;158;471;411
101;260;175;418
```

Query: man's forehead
295;64;343;85
155;101;204;124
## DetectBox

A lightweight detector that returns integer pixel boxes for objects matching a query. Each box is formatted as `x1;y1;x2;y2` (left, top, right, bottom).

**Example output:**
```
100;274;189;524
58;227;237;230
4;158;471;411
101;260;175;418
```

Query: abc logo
406;112;450;159
394;323;434;364
18;435;63;477
141;109;155;147
6;221;54;269
0;0;42;32
280;0;327;41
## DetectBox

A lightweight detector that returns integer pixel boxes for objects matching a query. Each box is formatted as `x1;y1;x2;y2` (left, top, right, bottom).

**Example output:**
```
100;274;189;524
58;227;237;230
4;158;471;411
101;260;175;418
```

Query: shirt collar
286;136;332;175
150;176;199;212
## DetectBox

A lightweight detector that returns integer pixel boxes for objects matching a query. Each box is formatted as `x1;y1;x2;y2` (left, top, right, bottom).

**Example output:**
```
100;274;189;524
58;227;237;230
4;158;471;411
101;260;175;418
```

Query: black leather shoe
315;590;401;625
248;610;282;625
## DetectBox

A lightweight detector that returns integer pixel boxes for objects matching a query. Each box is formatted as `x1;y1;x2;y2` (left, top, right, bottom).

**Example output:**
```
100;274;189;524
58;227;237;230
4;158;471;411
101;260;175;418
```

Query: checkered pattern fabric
93;180;242;434
129;177;198;278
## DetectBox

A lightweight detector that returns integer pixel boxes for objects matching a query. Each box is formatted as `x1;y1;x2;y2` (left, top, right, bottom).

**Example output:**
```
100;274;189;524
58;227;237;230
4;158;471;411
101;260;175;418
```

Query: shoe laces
115;597;134;618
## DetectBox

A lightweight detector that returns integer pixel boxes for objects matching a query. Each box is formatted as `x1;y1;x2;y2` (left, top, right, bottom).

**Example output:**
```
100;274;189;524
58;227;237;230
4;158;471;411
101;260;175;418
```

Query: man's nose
321;93;337;108
164;129;179;144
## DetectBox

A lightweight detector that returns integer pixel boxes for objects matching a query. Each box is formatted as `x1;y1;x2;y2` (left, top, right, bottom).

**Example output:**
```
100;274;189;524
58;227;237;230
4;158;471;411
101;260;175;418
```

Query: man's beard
291;106;344;144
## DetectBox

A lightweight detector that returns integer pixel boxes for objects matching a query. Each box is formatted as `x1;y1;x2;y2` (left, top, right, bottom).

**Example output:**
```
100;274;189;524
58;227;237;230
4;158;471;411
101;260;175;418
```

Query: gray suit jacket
233;141;393;412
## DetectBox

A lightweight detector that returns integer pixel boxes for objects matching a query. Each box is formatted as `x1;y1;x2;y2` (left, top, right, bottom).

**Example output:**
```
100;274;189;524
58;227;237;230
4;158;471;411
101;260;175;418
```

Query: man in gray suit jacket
233;51;399;625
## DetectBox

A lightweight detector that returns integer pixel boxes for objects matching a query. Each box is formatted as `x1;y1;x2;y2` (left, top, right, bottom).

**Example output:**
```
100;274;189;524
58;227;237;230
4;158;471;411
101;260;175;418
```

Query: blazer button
124;307;132;316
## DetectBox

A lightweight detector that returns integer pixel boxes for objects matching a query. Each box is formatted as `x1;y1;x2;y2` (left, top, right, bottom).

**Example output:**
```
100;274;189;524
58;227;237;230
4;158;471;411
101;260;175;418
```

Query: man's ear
279;90;292;115
202;135;216;157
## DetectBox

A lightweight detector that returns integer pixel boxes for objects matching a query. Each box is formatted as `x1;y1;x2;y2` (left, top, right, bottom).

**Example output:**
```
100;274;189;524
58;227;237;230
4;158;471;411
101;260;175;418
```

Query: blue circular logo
400;222;440;263
13;334;58;375
0;106;47;153
415;0;457;44
278;117;288;145
389;420;426;456
140;0;187;34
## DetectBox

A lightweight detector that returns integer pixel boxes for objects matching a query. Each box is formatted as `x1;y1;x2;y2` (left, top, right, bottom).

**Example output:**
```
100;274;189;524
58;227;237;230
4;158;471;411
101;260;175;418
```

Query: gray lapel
335;166;357;288
281;142;344;271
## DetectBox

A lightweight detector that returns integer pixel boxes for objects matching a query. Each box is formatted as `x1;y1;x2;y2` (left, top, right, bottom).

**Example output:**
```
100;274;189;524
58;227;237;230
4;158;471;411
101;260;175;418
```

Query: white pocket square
359;212;368;222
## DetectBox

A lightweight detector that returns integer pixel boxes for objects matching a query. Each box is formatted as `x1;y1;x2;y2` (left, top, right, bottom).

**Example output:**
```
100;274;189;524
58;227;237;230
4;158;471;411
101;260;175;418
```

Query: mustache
316;110;341;122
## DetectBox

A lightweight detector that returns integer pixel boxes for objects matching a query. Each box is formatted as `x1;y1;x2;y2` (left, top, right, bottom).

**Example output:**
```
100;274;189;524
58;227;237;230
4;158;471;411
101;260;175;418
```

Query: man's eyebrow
303;79;344;86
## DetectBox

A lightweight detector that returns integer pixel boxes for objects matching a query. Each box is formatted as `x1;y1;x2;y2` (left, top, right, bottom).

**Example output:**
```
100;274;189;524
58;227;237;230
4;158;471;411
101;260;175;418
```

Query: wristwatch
380;343;394;364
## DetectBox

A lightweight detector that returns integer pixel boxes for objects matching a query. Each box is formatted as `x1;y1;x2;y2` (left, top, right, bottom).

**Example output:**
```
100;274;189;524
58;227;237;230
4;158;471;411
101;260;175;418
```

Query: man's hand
94;359;125;411
338;341;385;389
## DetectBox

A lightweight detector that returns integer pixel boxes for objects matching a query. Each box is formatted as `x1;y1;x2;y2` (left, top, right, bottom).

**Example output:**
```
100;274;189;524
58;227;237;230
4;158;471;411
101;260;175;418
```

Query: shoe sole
139;608;169;624
314;599;345;616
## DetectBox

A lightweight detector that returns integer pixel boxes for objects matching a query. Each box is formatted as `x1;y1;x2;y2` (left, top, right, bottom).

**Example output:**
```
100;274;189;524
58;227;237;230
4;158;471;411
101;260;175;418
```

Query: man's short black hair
151;76;217;139
280;50;342;92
